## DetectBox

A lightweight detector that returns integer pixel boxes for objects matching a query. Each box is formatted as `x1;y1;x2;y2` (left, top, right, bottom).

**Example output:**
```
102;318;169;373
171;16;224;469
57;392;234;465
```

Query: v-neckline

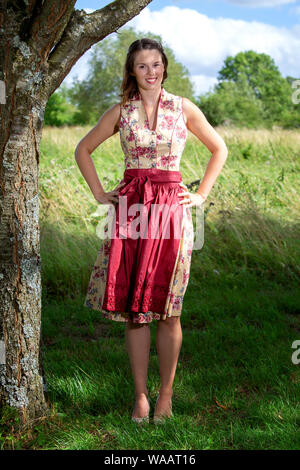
139;87;163;134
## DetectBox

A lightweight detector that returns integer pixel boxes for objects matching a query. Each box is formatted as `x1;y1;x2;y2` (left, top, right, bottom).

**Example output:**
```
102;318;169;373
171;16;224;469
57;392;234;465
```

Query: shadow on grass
8;201;296;450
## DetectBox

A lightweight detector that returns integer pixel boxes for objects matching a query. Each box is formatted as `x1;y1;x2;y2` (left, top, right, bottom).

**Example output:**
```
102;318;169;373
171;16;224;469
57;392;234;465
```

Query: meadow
1;125;299;450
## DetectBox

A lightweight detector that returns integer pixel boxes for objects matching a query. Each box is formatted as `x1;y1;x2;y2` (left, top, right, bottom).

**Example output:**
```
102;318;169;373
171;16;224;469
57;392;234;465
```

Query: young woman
75;38;228;424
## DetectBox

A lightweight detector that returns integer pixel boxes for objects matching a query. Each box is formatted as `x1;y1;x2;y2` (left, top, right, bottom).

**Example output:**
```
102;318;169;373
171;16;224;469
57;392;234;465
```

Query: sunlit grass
1;125;299;450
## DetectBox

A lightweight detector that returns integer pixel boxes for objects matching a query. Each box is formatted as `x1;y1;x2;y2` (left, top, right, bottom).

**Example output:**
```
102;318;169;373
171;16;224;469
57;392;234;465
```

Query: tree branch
27;0;77;61
47;0;153;95
6;0;39;16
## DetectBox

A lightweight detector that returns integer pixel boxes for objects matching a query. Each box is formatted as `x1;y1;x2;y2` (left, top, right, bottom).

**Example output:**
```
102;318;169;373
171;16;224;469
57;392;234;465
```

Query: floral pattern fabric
84;87;194;323
120;86;187;171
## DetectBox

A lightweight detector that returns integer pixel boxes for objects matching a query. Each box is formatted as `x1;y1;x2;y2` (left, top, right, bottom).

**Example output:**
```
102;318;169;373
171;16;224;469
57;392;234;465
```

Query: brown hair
119;38;168;106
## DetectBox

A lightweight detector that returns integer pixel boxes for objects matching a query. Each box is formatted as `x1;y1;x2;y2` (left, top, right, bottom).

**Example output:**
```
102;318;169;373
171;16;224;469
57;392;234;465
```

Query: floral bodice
119;87;188;170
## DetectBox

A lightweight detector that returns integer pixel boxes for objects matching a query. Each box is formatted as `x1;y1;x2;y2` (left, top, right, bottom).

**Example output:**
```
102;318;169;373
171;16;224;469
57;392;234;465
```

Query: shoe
153;393;174;424
131;395;150;424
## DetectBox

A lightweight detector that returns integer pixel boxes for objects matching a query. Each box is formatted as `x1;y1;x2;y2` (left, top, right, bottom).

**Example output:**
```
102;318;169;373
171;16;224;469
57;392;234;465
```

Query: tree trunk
0;0;153;427
0;101;48;424
0;5;49;426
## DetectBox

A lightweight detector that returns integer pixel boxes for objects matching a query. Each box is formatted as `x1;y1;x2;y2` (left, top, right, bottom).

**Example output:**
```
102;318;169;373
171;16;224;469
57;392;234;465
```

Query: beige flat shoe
131;395;150;424
153;393;174;424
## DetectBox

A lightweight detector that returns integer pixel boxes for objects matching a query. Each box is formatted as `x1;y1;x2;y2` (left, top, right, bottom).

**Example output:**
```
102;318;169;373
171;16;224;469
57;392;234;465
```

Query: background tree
198;75;265;128
44;84;77;126
68;26;196;125
280;75;300;128
218;50;291;123
0;0;153;428
198;50;298;128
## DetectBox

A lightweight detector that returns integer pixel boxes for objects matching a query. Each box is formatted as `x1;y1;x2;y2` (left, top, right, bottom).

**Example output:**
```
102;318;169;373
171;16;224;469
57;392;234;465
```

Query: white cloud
83;8;95;14
191;75;218;95
63;4;300;94
125;6;300;93
226;0;296;6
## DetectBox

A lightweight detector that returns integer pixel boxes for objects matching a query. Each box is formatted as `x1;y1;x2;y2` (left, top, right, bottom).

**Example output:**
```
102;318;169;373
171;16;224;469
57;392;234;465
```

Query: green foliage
44;84;78;127
198;75;265;128
45;46;300;129
67;26;195;125
198;50;300;129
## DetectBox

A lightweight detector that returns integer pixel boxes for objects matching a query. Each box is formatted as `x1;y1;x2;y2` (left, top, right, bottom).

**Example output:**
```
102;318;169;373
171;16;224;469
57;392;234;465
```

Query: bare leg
155;316;182;416
125;319;151;418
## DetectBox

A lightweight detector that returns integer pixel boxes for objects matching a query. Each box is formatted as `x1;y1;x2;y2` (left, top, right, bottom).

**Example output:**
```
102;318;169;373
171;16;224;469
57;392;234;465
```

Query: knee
159;316;180;326
127;319;148;329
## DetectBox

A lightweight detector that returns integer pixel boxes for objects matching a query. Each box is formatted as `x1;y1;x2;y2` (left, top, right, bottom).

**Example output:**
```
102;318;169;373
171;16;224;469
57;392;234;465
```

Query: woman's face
131;49;165;92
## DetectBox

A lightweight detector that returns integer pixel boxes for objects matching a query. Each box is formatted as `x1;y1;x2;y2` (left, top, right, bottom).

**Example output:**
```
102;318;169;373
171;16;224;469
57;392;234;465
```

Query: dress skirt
84;168;194;324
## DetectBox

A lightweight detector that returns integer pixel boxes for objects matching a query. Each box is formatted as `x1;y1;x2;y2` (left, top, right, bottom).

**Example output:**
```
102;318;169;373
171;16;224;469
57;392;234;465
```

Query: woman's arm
74;103;121;202
182;97;228;199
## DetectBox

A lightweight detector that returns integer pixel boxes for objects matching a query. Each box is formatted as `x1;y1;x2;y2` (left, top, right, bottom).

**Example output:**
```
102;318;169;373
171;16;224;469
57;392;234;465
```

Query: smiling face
131;49;165;92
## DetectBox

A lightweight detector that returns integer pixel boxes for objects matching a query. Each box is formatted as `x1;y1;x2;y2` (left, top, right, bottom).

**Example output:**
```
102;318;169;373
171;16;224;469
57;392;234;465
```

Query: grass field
1;126;299;450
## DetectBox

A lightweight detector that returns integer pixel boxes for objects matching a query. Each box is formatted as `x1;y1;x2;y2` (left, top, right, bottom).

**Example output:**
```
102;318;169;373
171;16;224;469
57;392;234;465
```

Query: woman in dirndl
75;38;228;424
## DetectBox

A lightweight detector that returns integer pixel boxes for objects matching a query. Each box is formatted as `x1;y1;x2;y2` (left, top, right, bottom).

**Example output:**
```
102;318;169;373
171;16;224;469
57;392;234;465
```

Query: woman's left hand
177;182;206;208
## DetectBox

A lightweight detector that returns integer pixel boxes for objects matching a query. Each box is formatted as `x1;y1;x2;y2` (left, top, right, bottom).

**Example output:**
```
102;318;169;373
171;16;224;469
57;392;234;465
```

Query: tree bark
0;0;152;427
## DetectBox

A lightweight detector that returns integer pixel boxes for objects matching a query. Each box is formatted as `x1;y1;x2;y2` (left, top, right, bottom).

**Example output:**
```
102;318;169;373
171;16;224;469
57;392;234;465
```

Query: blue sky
75;0;300;27
68;0;300;94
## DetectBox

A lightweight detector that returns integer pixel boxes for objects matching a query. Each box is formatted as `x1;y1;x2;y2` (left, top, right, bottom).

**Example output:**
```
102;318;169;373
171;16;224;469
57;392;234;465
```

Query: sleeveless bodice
119;87;188;171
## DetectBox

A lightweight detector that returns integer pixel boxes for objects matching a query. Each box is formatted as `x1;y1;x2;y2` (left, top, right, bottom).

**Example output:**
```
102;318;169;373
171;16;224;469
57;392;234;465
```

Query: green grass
1;126;299;450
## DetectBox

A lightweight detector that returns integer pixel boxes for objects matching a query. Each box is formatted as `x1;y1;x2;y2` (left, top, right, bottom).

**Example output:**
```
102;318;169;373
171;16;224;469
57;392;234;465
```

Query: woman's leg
155;316;182;415
125;320;151;417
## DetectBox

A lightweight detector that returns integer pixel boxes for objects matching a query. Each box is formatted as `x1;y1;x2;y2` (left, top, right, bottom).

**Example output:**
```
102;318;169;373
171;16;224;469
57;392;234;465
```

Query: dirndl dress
84;86;194;323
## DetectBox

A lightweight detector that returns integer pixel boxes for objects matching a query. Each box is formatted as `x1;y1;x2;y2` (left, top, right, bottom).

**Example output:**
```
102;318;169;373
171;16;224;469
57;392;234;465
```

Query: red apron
101;168;184;316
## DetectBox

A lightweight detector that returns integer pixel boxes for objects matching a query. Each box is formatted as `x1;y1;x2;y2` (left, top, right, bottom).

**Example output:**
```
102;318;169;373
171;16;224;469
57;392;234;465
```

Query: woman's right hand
94;180;126;205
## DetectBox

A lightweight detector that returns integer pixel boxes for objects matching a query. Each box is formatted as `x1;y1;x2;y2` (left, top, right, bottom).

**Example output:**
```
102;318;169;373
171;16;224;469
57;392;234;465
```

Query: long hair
120;38;168;106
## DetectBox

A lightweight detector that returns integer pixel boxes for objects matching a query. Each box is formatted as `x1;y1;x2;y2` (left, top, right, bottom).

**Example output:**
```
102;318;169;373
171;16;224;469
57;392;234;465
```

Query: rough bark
0;0;152;427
